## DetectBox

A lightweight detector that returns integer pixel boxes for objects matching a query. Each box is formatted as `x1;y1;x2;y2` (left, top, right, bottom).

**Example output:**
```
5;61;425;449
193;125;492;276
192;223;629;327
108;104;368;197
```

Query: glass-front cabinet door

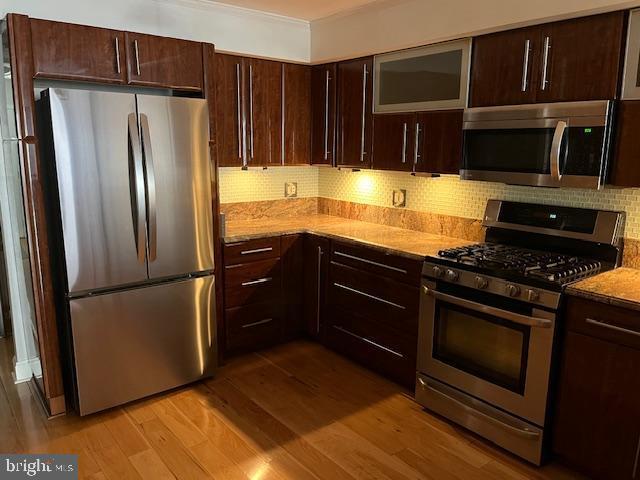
374;38;471;113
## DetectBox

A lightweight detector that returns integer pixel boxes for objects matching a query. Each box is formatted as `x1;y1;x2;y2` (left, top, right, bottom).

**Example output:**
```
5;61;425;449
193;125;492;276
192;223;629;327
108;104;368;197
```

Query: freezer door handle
140;113;157;262
127;112;146;263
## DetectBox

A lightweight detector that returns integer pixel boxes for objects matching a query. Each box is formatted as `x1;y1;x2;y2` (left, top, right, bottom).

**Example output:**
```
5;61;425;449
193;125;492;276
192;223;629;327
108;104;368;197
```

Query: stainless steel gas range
415;200;625;465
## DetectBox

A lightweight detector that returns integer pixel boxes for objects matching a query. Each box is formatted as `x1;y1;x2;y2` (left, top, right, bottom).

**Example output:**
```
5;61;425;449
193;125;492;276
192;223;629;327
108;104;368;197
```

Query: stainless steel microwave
461;101;613;190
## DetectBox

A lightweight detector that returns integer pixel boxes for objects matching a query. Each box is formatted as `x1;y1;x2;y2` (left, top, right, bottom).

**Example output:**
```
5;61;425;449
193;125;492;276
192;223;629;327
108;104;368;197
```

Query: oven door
417;279;556;426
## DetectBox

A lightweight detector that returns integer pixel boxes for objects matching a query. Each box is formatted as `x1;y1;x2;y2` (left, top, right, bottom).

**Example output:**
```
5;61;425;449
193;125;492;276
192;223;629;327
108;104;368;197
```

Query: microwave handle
550;120;567;183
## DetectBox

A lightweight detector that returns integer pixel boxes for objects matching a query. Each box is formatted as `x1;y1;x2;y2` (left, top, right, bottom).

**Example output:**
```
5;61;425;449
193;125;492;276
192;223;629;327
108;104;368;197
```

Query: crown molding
153;0;310;27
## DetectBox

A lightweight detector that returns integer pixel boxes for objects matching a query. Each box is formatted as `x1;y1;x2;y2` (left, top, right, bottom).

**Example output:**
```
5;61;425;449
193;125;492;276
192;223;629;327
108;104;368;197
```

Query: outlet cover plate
392;189;406;208
285;182;298;198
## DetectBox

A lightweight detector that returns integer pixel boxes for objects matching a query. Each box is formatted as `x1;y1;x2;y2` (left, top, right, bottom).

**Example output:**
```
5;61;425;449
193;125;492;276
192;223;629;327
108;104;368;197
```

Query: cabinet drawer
326;307;417;388
226;301;283;351
224;258;281;308
566;296;640;350
329;262;419;335
331;242;422;285
224;237;281;265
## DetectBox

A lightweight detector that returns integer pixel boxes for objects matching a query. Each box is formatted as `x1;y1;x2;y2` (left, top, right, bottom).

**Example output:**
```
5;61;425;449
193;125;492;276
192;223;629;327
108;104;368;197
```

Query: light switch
285;182;298;198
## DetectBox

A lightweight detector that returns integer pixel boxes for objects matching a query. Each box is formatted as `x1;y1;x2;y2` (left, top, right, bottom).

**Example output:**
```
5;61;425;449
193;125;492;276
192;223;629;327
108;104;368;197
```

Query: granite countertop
567;267;640;312
224;214;471;260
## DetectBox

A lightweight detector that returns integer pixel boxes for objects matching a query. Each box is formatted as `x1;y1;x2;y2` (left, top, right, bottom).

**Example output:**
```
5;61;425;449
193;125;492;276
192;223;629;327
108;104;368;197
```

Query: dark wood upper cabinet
536;12;625;103
311;64;337;165
336;57;373;168
283;63;311;166
215;53;244;168
470;12;625;107
553;297;640;480
611;101;640;188
124;32;203;91
416;110;463;174
30;19;126;84
246;58;282;167
372;113;415;171
470;26;541;107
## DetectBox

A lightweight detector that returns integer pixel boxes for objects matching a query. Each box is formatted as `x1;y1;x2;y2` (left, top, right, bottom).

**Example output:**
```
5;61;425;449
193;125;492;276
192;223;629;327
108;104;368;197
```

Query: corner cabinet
336;57;373;168
470;11;625;107
311;64;337;165
283;63;312;166
553;296;640;480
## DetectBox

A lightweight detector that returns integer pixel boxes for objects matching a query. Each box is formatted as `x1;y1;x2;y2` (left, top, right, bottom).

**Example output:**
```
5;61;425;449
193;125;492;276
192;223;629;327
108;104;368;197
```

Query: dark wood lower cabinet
553;297;640;479
222;233;421;390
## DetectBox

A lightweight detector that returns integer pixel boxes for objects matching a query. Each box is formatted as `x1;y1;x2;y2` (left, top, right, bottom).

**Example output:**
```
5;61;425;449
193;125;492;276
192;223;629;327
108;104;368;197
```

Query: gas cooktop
435;243;603;286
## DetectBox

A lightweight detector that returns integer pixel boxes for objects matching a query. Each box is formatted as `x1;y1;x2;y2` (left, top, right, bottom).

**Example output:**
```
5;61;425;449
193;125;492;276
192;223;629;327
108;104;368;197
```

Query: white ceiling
212;0;381;20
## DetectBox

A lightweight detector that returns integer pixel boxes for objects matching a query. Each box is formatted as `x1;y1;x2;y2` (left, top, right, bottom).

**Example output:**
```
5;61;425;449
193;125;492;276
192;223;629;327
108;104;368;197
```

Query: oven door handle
417;377;541;440
422;286;553;328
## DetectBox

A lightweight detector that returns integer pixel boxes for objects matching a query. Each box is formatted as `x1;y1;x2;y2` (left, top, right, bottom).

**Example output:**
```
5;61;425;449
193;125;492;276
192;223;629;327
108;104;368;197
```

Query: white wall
0;0;310;62
311;0;640;62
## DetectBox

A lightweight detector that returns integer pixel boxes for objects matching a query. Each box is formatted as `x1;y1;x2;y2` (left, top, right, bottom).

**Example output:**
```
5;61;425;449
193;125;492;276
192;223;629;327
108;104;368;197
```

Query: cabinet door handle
413;122;421;171
236;63;243;162
360;63;368;162
133;39;141;76
541;36;551;91
249;63;255;160
240;247;273;255
633;434;640;479
521;39;531;92
316;246;323;334
585;318;640;338
333;250;408;274
333;282;406;310
324;70;331;160
333;325;404;358
401;122;408;163
281;63;286;165
242;318;273;329
115;37;121;74
241;277;272;287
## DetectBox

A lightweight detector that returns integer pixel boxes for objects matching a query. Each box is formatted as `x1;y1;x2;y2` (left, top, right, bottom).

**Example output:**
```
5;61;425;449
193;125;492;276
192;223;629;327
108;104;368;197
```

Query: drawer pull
334;282;406;310
333;325;404;358
241;277;272;287
585;318;640;338
334;251;408;274
241;247;273;255
242;318;273;329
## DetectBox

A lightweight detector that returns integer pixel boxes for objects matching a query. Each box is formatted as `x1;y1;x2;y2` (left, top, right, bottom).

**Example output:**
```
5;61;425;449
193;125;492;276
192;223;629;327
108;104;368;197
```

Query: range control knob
526;289;540;302
445;269;459;282
432;266;445;278
475;276;489;289
506;284;521;297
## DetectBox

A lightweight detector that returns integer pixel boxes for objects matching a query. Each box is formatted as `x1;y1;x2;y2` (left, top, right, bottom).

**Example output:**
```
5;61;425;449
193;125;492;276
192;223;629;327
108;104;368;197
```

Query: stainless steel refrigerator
37;87;216;415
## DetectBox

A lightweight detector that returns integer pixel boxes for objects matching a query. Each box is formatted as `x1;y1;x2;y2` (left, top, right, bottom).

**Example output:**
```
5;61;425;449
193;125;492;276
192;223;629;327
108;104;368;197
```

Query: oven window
463;128;567;174
433;302;530;394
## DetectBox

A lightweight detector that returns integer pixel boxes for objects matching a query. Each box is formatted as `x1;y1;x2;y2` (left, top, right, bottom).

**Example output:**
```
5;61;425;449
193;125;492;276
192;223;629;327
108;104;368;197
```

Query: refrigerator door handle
127;112;146;263
139;113;157;262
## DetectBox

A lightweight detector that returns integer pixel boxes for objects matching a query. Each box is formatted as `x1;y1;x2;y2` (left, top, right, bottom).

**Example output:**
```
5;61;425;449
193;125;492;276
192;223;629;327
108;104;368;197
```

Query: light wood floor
0;337;585;480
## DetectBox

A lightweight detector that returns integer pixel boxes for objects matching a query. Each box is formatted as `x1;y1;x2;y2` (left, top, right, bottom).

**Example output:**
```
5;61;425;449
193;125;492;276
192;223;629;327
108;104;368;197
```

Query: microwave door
462;119;567;187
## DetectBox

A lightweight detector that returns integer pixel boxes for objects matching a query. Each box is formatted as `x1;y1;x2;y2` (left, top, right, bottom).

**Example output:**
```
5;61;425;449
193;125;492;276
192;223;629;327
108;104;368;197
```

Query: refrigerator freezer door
136;95;214;279
47;89;148;293
70;275;216;415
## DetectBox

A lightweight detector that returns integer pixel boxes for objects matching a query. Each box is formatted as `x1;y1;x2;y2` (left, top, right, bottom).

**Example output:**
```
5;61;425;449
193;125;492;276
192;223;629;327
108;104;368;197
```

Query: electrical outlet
392;189;406;208
285;182;298;198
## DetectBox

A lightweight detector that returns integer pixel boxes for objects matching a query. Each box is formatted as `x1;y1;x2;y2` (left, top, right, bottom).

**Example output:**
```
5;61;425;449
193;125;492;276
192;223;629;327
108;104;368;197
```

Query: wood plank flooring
0;337;585;479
